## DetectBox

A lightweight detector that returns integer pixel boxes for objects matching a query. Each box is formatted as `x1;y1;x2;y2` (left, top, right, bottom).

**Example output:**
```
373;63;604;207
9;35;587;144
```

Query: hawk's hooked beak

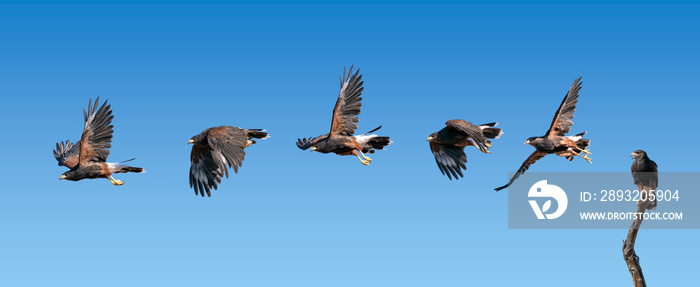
427;136;434;141
59;174;67;180
524;140;530;145
187;139;195;144
630;152;637;159
310;146;317;151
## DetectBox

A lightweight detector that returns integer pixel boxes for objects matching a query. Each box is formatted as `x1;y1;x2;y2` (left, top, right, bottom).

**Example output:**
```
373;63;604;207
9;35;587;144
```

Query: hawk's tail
108;162;145;174
640;185;658;211
245;129;270;140
566;131;590;149
120;167;145;173
647;196;658;211
565;133;590;161
576;138;590;150
479;123;503;139
366;136;392;153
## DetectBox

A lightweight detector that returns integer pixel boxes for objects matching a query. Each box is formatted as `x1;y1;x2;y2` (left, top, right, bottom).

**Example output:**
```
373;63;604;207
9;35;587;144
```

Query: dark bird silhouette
631;150;658;210
427;120;503;180
495;77;591;191
296;66;391;165
188;126;268;197
54;98;144;185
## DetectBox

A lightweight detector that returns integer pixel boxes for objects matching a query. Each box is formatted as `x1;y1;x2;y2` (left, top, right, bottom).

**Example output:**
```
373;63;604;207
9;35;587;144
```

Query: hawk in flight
188;126;268;197
427;120;502;180
296;66;391;165
54;98;144;185
495;78;591;191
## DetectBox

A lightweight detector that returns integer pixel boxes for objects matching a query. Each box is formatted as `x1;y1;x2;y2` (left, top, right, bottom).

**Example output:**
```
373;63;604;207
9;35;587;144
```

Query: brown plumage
631;150;658;210
495;77;591;191
188;126;268;197
296;66;391;165
427;120;503;180
54;98;144;185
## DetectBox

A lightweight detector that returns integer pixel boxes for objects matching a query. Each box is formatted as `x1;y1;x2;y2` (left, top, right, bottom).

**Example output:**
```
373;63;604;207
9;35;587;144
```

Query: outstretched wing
53;140;80;169
78;98;114;164
445;119;489;150
494;151;547;191
296;134;328;150
545;77;582;137
429;141;467;180
189;126;248;197
189;145;223;197
329;66;363;136
207;126;248;175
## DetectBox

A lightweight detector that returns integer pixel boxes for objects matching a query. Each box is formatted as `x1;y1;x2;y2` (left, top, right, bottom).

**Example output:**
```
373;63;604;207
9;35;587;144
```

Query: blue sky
0;1;698;286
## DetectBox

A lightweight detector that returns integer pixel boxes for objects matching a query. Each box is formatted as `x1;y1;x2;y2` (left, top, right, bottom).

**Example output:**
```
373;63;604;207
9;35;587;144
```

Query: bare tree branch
622;187;655;287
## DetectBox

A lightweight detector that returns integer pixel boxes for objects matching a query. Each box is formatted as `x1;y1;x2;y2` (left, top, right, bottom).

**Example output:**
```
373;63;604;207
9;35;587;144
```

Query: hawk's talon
580;155;592;164
356;152;372;165
246;140;253;148
358;150;372;161
108;176;124;186
576;147;592;155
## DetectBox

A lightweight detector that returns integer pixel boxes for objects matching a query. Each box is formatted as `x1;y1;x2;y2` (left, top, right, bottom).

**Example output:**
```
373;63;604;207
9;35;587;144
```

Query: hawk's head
524;136;539;146
426;132;438;142
59;170;80;181
188;133;206;144
630;150;648;160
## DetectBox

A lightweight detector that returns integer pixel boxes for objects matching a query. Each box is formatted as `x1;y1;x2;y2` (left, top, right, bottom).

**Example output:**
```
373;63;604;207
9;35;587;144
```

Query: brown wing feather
54;140;81;169
329;66;364;136
297;134;328;150
189;144;222;197
631;158;659;189
429;141;467;180
546;77;582;137
188;126;248;197
207;126;248;175
445;119;488;150
495;151;547;191
78;98;114;164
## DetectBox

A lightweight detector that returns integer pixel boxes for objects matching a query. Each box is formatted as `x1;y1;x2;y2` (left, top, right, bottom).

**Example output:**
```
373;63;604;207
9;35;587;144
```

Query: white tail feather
479;122;499;128
568;135;583;141
354;134;377;144
107;162;128;173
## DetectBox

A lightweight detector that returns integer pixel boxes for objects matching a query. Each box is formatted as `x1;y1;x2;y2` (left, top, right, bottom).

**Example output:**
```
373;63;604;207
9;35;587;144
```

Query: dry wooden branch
622;187;654;287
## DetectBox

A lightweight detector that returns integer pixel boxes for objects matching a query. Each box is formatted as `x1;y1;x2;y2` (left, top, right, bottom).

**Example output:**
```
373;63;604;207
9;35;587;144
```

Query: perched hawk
54;98;144;185
630;150;658;210
296;66;391;165
427;120;503;180
495;77;591;191
188;126;268;197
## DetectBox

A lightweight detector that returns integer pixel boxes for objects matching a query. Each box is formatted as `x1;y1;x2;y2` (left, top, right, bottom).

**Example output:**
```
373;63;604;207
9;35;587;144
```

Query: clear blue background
0;1;698;286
